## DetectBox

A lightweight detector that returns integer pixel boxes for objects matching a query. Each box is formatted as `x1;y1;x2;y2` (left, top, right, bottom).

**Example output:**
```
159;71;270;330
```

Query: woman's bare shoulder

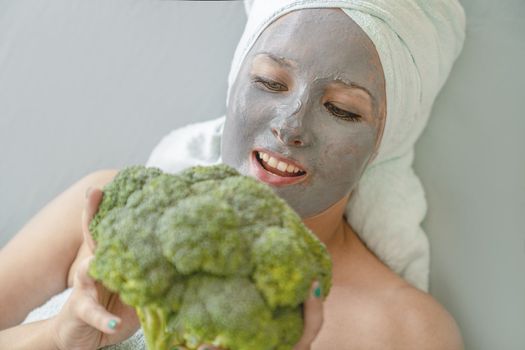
314;281;463;350
385;285;464;350
322;223;464;349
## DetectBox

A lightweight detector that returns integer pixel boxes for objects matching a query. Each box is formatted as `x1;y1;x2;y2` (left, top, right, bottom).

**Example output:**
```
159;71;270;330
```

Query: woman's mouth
250;149;308;186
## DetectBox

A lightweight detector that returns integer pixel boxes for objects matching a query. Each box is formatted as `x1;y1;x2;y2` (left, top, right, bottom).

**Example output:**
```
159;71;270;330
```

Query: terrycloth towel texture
149;0;466;291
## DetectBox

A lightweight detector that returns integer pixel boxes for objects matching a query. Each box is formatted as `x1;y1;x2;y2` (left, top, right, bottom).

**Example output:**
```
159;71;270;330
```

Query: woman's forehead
252;8;375;58
247;8;386;108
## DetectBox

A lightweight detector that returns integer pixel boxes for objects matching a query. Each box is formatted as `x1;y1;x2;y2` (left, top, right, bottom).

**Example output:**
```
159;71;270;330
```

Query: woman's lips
249;150;308;186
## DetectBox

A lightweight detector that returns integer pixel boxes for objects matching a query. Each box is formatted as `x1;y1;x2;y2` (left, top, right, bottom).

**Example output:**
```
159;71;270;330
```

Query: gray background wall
0;1;523;349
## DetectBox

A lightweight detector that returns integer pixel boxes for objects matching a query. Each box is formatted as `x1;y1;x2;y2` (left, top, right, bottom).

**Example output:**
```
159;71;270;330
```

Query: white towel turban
148;0;466;291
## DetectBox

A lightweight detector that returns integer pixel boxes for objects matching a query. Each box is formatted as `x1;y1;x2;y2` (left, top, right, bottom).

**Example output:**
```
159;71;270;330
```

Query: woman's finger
293;281;324;350
73;256;103;309
74;292;122;334
83;187;103;224
74;256;97;290
81;187;103;252
72;256;122;334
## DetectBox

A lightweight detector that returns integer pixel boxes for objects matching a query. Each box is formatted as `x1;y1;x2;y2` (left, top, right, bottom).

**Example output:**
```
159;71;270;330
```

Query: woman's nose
270;100;313;147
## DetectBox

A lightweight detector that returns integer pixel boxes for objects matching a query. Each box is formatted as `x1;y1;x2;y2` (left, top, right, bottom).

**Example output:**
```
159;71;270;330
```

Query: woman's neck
302;193;351;249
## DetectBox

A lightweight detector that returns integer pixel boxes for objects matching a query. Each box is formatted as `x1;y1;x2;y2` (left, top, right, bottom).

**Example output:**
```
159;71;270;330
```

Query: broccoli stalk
89;164;332;350
137;306;180;350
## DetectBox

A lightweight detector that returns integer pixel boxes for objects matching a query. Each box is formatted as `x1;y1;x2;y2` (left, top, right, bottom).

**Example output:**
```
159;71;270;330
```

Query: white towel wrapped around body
149;0;466;291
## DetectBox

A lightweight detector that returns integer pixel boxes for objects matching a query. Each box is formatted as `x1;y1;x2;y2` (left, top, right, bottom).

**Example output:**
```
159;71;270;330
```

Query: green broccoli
89;164;332;350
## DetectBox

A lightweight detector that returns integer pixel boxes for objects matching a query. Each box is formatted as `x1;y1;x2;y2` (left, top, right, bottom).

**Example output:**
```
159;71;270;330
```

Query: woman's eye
253;77;287;92
324;102;361;122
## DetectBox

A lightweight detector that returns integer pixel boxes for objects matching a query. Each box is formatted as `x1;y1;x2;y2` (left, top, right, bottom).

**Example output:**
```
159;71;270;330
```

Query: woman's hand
50;188;140;350
293;281;324;350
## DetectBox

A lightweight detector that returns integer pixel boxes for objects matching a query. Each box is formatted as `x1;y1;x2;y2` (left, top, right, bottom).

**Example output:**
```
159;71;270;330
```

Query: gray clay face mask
221;8;387;218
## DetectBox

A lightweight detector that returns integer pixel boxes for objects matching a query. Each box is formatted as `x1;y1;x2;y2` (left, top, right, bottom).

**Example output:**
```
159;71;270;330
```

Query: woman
0;0;466;349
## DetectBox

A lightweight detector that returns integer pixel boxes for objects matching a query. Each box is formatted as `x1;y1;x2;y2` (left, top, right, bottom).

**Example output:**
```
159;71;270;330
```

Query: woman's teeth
257;151;304;175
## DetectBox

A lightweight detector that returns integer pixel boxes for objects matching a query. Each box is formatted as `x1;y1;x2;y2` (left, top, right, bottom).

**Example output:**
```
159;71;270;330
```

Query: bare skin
304;194;464;349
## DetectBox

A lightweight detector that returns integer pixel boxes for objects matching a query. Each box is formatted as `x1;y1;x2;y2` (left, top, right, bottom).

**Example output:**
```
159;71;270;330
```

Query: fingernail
107;319;118;330
313;284;322;298
85;187;92;199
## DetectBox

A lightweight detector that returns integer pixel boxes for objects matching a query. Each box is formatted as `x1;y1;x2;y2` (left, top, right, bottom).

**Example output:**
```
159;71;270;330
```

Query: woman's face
221;8;386;218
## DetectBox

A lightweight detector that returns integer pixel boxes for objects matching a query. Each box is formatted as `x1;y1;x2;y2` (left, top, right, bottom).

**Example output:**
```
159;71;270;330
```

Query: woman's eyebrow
253;52;297;69
252;53;376;105
332;77;375;103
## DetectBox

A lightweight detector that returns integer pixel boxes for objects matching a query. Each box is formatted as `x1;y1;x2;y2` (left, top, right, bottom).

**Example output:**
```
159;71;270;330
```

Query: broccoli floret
171;276;278;350
89;164;332;350
158;195;250;276
89;166;162;241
